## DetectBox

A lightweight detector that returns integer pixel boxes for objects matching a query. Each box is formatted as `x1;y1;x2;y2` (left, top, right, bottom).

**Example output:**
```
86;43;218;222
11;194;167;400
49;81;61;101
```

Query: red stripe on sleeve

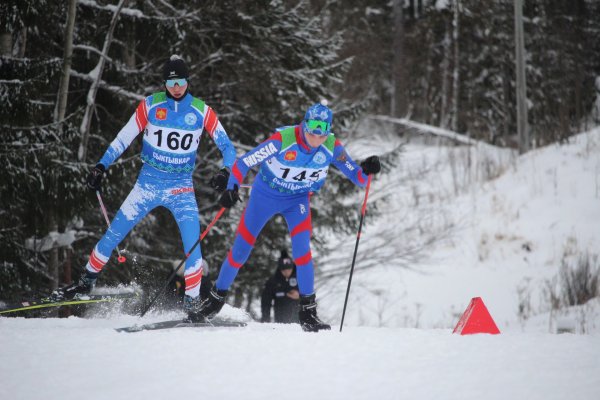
135;100;148;131
204;107;218;138
357;170;366;184
266;131;282;143
232;161;244;184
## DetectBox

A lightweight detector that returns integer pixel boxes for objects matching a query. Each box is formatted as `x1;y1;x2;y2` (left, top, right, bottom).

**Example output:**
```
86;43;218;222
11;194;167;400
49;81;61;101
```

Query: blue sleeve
330;140;368;188
98;99;148;168
227;132;283;189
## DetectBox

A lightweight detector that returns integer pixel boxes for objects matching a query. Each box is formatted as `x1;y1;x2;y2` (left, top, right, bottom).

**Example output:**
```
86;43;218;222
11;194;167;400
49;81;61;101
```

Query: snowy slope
316;125;600;332
2;125;599;400
0;309;599;400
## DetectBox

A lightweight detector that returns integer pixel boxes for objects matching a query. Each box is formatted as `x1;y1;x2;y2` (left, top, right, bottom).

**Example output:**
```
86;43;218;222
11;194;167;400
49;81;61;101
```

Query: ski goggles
165;78;187;88
305;119;330;135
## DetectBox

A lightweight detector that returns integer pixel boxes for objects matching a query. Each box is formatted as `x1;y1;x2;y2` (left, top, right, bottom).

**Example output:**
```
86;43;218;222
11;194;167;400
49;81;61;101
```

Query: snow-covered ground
2;124;599;399
0;308;599;400
317;124;600;334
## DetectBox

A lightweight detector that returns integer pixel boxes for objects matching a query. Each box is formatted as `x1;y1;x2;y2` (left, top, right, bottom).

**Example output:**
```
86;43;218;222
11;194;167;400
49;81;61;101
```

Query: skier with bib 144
187;102;381;332
52;55;236;314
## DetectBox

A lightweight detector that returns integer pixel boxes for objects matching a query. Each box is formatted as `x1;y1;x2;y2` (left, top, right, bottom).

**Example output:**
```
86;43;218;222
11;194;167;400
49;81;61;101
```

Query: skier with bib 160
187;102;381;332
52;55;236;314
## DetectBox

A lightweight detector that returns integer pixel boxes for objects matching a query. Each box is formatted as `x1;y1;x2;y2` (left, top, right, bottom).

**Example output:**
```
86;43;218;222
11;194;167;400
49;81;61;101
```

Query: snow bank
0;314;598;400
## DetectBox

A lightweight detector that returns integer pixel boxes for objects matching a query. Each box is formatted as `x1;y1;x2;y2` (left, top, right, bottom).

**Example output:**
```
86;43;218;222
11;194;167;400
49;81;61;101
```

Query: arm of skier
97;98;148;169
227;131;283;190
330;139;369;188
202;105;236;170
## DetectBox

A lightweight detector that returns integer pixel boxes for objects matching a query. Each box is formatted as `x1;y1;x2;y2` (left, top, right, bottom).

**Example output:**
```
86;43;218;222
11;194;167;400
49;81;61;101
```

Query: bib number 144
279;168;323;182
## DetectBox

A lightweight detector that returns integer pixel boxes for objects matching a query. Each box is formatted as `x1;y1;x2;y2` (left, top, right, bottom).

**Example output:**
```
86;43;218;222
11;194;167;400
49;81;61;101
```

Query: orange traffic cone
453;297;500;335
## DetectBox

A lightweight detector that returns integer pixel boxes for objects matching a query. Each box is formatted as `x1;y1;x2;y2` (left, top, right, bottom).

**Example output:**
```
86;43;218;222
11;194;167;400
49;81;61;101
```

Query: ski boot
183;294;202;313
51;272;98;301
299;294;331;332
185;288;228;323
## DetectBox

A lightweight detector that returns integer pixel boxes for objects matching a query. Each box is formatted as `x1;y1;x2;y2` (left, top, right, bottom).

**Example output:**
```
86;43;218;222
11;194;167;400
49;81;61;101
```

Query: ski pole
139;207;226;317
339;174;373;332
96;191;127;263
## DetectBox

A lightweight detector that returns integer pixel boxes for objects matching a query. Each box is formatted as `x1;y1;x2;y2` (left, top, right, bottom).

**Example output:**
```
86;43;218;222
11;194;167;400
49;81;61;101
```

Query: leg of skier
52;178;160;300
282;195;331;332
165;187;203;312
187;190;275;322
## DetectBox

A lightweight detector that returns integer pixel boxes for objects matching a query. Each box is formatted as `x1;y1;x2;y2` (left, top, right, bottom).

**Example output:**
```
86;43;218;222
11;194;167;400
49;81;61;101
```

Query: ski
115;318;247;333
0;292;138;315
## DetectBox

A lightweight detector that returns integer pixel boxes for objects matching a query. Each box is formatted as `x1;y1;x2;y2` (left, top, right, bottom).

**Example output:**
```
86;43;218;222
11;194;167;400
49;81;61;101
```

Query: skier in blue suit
53;56;236;312
187;102;381;331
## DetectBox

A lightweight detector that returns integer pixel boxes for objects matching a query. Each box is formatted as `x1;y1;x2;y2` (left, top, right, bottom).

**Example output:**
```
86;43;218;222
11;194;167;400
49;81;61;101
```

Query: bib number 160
153;129;193;150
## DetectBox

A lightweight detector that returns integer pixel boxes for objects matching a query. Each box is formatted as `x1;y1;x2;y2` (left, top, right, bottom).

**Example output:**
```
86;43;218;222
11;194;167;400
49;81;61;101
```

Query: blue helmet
302;103;333;136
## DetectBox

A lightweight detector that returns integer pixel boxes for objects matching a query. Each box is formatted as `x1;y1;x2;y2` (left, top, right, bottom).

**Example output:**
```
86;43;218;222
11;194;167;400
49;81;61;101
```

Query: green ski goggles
165;78;187;88
305;119;330;135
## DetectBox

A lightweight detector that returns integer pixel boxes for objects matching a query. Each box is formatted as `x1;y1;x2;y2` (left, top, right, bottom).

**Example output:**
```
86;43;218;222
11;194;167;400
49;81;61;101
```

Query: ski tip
115;325;143;333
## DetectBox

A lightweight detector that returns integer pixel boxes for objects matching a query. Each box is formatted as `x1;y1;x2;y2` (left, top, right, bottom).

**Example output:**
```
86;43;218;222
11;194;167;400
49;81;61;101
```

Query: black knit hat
162;55;189;80
278;250;294;270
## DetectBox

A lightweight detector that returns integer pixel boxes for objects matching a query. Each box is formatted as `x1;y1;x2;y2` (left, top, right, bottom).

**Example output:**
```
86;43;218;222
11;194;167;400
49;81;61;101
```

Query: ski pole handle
96;191;126;263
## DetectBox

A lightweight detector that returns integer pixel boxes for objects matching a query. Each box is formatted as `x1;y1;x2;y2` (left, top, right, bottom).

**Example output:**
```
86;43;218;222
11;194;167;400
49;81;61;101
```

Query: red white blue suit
215;125;368;295
87;92;235;298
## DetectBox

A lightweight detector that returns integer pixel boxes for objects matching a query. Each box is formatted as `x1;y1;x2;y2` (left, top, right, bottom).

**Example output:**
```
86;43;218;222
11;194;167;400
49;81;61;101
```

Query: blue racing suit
215;125;368;295
86;92;236;298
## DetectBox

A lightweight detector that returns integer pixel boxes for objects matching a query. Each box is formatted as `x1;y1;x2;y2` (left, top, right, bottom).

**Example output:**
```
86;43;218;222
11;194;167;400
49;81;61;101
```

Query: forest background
1;0;599;313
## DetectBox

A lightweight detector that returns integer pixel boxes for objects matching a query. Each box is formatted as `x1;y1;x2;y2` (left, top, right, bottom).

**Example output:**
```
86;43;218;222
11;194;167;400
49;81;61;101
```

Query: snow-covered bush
543;240;600;313
559;251;600;307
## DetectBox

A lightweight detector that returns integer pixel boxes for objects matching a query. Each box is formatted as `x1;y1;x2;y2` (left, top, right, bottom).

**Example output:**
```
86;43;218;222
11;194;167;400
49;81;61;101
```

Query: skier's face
304;130;329;148
166;81;188;99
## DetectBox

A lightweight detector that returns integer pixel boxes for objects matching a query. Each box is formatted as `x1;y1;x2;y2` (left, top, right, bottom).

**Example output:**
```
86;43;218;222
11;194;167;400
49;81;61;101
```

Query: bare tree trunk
15;27;27;57
48;210;60;290
54;0;77;124
440;19;451;128
78;0;128;162
391;0;407;118
502;62;512;144
575;61;583;132
64;248;73;285
450;0;460;132
122;24;136;69
514;0;530;153
0;32;12;55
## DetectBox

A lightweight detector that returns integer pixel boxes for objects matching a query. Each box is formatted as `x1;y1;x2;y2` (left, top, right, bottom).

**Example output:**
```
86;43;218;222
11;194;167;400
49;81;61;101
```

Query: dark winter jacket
261;269;300;323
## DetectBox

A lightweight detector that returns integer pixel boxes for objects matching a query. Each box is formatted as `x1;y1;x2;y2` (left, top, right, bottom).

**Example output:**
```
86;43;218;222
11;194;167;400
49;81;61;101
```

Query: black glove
219;185;240;208
360;155;381;175
86;164;105;191
209;168;230;192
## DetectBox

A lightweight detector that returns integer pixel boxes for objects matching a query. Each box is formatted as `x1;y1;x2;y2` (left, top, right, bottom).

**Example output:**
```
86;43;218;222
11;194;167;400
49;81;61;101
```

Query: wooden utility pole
514;0;529;153
54;0;77;124
391;0;407;118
